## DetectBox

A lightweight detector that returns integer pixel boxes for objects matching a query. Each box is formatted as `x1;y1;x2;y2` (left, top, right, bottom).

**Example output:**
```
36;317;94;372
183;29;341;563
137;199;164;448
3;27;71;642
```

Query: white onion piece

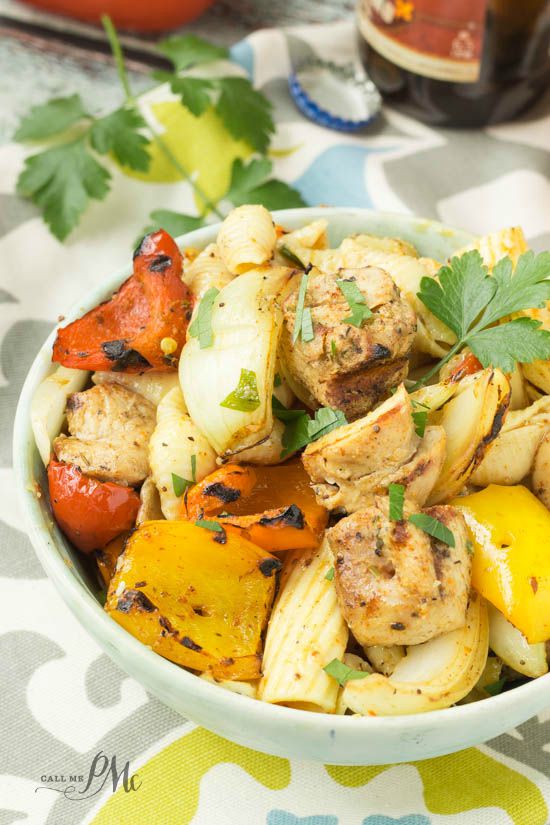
31;365;89;466
488;604;548;678
179;269;287;456
342;593;488;716
149;387;217;520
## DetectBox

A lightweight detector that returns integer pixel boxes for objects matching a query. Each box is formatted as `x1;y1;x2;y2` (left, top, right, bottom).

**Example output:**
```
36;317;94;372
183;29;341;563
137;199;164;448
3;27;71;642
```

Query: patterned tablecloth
2;16;550;825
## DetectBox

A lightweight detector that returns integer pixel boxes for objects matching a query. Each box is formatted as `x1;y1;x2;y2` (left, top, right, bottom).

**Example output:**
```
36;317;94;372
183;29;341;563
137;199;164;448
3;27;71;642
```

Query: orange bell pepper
48;460;140;553
105;520;280;680
52;230;192;372
182;459;328;552
95;532;129;586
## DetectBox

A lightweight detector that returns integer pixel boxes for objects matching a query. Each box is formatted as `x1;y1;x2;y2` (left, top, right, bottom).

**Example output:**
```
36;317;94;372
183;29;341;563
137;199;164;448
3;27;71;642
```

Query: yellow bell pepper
452;485;550;644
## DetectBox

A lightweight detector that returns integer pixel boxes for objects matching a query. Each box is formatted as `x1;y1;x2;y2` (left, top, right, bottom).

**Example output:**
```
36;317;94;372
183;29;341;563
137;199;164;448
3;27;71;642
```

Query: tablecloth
2;18;550;825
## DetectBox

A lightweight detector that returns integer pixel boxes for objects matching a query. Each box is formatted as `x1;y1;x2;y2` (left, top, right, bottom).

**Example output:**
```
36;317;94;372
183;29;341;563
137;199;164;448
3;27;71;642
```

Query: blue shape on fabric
267;811;339;825
230;40;255;79
293;145;393;209
362;816;431;825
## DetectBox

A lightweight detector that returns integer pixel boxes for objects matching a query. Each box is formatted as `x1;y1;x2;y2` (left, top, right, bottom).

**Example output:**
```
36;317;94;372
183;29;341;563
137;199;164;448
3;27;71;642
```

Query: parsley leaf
412;409;428;438
144;210;204;238
301;308;314;342
308;407;348;441
195;519;224;532
325;567;335;581
172;472;193;497
272;395;306;422
480;251;550;327
189;287;219;349
280;406;347;458
153;72;215;117
157;34;229;71
468;318;550;374
15;94;89;141
16;138;110;241
293;272;312;343
226;157;305;210
220;368;261;412
215;77;274;153
281;411;311;457
388;483;405;521
90;107;151;172
484;677;506;696
408;513;455;547
336;278;372;327
323;658;370;687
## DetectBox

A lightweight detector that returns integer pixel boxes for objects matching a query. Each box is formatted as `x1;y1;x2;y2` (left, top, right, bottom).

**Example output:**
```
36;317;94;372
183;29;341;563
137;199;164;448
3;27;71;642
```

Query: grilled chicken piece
327;497;471;646
280;266;416;419
53;383;156;486
302;385;446;512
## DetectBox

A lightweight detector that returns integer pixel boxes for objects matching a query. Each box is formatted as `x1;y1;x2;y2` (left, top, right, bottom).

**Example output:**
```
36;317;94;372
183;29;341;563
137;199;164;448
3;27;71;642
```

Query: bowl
14;207;550;765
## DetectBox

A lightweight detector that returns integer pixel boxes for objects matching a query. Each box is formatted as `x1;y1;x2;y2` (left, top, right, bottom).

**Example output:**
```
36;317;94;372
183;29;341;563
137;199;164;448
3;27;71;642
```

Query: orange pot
22;0;216;32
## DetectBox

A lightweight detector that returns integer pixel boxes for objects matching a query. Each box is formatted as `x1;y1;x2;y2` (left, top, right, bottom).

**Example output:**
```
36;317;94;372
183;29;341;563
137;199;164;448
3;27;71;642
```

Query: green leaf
307;407;347;441
323;658;370;687
172;472;193;497
16;138;110;241
272;395;306;422
195;519;224;532
479;251;550;327
215;77;274;153
145;210;204;238
190;454;197;483
330;340;338;359
15;94;89;141
336;278;373;327
281;411;311;458
388;482;405;521
188;287;220;349
220;368;261;412
226;157;273;200
301;307;314;342
484;677;507;696
418;251;496;340
293;272;311;343
90;107;151;172
232;179;307;210
157;34;229;71
408;513;455;547
274;373;282;387
412;409;428;438
153;72;215;117
325;567;335;581
468;318;550;373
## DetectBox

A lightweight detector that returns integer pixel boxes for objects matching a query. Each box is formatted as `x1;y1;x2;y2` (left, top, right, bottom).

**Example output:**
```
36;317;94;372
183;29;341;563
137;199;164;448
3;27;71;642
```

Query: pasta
217;204;277;274
183;243;234;299
258;539;348;712
148;386;217;519
92;370;179;406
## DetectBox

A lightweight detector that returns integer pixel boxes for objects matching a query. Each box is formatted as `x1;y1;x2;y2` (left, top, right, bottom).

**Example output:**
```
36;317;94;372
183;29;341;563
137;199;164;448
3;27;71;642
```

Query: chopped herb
172;472;194;497
307;407;348;441
466;539;474;556
484;677;507;696
408;513;455;548
274;372;282;387
281;411;311;458
220;368;261;412
272;395;306;422
412;409;428;438
190;453;197;483
293;272;314;343
336;278;373;327
325;567;335;581
188;286;219;349
281;406;347;458
388;483;405;521
323;658;370;687
195;519;223;532
330;339;338;359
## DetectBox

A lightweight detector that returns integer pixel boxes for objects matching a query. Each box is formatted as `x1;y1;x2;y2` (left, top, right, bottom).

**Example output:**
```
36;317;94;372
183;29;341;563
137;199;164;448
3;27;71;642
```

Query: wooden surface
0;0;355;142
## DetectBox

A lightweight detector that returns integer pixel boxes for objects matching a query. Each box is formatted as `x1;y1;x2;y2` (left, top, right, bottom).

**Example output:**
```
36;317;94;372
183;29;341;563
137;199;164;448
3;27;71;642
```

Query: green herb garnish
221;368;261;412
408;513;455;547
412;409;428;438
293;272;314;343
307;407;347;440
336;278;373;328
388;483;405;521
280;406;347;458
323;658;370;687
325;567;335;581
272;395;306;422
330;339;338;359
195;519;224;532
415;250;550;388
172;472;193;497
188;287;219;349
484;677;507;696
274;372;282;387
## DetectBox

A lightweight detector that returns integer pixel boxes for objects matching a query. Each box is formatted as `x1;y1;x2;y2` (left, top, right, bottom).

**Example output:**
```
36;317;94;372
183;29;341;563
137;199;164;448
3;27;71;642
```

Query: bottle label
358;0;487;82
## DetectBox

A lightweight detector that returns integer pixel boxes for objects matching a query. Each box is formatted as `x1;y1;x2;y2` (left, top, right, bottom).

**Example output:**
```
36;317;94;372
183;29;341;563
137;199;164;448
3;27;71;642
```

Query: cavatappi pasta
32;208;550;716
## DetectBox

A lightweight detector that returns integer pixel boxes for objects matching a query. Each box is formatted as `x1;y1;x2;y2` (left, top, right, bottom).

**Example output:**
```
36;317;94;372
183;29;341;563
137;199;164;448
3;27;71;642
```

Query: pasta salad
31;205;550;716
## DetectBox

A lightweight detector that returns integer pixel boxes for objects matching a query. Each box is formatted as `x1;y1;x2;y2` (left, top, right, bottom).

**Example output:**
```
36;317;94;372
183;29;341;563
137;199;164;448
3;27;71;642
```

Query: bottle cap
288;58;382;132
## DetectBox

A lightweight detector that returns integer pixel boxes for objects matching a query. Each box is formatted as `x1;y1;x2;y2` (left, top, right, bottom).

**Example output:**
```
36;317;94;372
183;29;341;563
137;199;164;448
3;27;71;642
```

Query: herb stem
101;15;133;102
410;340;463;391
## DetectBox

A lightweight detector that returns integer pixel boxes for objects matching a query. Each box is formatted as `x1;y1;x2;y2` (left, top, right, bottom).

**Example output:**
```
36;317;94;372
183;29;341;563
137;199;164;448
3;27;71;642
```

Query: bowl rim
13;206;550;743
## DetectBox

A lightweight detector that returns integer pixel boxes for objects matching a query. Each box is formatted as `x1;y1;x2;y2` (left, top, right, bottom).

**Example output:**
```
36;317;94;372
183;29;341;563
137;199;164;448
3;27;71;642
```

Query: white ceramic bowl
14;208;550;765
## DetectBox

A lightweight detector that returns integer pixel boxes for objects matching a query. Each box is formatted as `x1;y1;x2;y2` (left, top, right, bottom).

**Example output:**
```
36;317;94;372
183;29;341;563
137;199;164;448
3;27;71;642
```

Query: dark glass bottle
358;0;550;126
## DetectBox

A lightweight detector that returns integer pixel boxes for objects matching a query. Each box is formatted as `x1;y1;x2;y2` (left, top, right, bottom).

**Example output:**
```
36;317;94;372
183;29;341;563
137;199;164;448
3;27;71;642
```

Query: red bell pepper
48;459;140;553
52;230;192;372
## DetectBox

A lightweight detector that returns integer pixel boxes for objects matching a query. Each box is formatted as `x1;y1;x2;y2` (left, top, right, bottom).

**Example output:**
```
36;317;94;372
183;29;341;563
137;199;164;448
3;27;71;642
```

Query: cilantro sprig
14;19;305;241
281;406;347;457
415;250;550;387
408;513;455;547
336;278;373;327
323;658;370;687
